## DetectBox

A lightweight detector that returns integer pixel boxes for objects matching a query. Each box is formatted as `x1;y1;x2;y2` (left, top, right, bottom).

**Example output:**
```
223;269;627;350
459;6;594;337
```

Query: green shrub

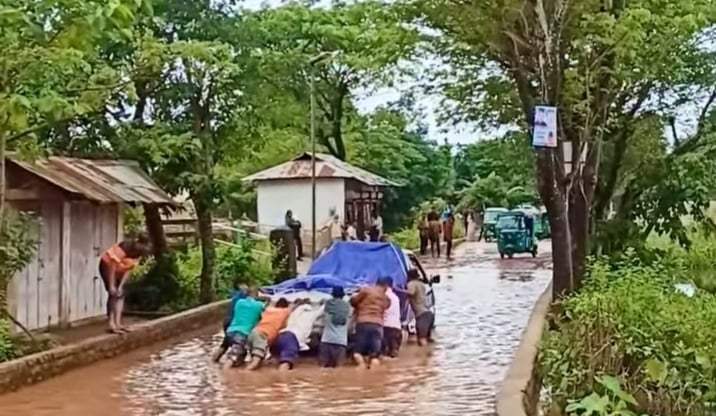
167;239;273;311
0;320;17;362
540;255;716;415
391;228;420;249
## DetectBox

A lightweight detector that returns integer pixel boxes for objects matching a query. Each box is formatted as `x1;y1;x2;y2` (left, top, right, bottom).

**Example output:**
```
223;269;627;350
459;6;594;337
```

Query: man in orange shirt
246;298;294;371
98;235;150;334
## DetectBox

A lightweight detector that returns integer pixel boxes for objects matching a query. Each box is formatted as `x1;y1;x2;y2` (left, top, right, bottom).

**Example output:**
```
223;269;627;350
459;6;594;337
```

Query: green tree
347;107;453;229
239;1;420;160
415;0;716;295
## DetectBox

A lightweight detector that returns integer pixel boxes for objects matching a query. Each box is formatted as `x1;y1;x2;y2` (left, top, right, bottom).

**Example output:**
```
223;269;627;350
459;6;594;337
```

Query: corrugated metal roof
8;156;176;205
243;153;400;187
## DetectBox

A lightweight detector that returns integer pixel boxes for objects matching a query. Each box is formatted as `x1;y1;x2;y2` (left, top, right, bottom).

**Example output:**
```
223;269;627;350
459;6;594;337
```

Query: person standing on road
467;212;477;242
418;214;429;256
427;209;441;258
350;278;391;369
319;286;351;368
285;210;303;260
369;211;383;242
381;278;402;358
443;212;455;260
98;234;150;334
407;269;434;347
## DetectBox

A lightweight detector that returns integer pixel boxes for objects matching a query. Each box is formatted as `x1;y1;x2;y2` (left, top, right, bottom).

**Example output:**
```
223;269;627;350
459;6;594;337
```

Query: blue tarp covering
263;241;409;295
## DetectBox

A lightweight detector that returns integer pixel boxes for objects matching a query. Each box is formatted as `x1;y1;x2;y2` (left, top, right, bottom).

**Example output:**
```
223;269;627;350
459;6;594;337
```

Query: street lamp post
309;51;338;259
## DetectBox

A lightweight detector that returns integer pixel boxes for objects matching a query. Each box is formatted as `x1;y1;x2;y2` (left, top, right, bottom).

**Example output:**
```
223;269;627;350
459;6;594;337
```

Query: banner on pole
532;106;558;148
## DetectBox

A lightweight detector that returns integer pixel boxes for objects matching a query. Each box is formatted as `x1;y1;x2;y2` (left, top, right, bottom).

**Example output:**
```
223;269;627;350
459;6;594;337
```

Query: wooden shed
5;156;174;330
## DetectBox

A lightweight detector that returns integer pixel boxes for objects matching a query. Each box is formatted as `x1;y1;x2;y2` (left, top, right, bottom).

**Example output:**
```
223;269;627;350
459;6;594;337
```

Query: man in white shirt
370;211;383;242
273;299;325;371
381;277;402;358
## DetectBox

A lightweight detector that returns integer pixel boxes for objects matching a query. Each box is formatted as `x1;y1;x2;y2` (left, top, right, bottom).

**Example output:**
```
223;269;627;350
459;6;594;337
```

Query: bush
167;239;273;311
0;320;17;362
540;254;716;415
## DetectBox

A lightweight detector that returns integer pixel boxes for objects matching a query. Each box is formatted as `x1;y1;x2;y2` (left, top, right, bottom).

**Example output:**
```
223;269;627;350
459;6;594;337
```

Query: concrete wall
256;178;345;233
0;300;228;394
496;283;552;416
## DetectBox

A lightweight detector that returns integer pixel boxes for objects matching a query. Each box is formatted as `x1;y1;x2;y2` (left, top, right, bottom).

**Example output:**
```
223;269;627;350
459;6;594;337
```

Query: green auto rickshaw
481;207;509;242
497;211;538;258
534;211;551;240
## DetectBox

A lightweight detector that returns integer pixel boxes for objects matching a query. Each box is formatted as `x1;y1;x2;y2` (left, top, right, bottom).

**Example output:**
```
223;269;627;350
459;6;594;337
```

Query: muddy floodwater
0;242;551;416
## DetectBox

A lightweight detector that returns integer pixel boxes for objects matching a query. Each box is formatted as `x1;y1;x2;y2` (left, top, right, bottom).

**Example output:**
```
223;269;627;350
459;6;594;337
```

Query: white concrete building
243;153;397;240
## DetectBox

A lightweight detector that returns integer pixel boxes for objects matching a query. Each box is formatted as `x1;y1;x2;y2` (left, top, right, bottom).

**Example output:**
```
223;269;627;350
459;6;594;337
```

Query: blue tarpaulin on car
262;241;409;295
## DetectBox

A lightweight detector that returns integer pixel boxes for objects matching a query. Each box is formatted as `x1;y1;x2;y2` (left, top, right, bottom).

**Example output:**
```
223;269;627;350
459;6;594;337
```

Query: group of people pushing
213;268;434;371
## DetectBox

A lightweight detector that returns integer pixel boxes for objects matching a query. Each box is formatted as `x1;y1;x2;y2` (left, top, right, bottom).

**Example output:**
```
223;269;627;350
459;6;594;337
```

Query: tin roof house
243;153;398;249
5;156;174;330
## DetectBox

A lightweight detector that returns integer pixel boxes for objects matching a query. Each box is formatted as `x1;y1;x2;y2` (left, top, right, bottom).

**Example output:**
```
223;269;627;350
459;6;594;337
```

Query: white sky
236;0;711;146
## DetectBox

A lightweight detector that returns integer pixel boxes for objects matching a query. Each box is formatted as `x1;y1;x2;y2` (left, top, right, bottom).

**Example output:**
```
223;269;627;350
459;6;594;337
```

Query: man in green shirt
225;288;267;367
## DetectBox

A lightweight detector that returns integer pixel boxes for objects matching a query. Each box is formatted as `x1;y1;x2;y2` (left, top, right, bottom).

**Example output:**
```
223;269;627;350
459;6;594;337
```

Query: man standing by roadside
406;269;434;346
350;278;391;369
98;234;151;334
285;210;303;260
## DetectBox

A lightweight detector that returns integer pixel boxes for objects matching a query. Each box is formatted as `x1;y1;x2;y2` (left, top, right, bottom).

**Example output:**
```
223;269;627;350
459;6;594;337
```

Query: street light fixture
309;50;339;260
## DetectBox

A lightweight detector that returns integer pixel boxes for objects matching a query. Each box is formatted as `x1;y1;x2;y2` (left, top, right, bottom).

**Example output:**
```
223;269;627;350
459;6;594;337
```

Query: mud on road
0;241;551;416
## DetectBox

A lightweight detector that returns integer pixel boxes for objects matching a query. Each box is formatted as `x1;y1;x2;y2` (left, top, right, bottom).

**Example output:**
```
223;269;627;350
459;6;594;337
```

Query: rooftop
242;153;400;187
8;156;175;205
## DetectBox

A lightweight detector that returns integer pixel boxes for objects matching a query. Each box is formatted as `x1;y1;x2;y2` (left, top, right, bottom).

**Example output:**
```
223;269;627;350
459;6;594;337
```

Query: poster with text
532;106;558;148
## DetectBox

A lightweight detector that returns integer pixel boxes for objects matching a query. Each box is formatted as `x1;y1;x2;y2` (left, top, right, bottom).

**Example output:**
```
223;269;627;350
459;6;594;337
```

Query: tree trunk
0;131;6;235
535;148;574;297
192;194;215;304
143;203;169;258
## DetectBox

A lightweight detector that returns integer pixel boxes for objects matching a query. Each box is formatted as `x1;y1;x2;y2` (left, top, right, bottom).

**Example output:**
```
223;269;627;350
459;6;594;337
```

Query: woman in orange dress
98;235;150;333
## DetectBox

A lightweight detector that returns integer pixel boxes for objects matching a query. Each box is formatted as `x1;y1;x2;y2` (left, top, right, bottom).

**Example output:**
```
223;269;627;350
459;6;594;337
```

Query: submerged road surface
0;241;551;416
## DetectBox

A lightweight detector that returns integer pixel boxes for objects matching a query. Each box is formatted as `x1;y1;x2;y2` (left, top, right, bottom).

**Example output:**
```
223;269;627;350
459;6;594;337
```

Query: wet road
0;241;551;416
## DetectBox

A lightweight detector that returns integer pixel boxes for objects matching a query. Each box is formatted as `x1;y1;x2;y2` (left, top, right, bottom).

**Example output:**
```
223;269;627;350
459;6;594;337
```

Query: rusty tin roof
243;153;400;187
9;156;175;205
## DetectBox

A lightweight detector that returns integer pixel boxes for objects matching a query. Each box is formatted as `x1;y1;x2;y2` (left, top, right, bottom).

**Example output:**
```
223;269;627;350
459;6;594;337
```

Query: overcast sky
236;0;713;146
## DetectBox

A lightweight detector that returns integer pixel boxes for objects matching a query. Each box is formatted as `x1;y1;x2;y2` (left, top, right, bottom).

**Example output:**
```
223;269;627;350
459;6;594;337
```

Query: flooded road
0;241;551;416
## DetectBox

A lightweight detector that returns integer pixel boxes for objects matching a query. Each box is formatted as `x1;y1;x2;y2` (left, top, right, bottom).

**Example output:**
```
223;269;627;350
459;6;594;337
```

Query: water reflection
0;245;550;416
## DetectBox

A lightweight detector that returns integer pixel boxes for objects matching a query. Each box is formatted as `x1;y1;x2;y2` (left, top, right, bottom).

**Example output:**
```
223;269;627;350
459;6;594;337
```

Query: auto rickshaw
515;204;551;240
534;211;551;239
482;207;509;242
497;211;538;258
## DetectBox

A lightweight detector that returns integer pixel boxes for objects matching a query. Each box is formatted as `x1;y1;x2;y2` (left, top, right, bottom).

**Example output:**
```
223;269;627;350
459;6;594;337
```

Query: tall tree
415;0;716;296
239;1;420;160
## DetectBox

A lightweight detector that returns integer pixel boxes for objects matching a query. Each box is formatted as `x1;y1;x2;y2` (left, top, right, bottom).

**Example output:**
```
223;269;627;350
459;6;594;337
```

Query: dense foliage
541;250;716;415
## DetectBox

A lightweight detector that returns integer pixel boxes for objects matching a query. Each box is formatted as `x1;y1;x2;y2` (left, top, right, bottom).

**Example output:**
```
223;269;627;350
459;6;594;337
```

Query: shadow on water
0;243;551;416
